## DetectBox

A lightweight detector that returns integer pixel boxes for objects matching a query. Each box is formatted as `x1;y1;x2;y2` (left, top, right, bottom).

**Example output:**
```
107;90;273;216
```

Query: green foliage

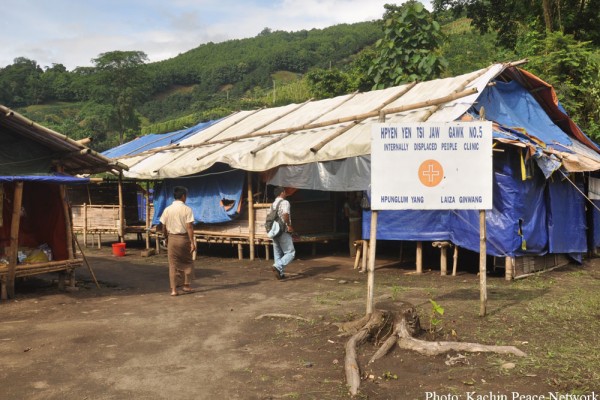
0;22;379;151
441;18;516;76
3;9;600;150
368;1;448;89
438;0;600;50
428;299;445;334
515;31;600;140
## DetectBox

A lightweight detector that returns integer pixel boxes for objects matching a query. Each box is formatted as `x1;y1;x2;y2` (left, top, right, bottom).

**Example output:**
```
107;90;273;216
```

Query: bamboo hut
106;61;600;276
0;105;127;300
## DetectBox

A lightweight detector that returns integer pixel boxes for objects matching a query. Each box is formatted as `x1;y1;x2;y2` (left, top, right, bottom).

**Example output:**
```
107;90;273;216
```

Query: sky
0;0;429;71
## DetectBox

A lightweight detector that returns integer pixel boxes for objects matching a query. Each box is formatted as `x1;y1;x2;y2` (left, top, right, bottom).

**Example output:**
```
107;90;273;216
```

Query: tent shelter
69;120;218;248
0;105;127;299
109;61;600;276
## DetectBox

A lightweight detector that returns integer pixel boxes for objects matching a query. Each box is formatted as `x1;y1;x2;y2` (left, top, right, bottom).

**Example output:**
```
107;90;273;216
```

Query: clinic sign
371;121;493;210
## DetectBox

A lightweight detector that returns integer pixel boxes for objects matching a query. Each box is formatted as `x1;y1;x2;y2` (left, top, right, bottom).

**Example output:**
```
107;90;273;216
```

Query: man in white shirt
159;186;196;296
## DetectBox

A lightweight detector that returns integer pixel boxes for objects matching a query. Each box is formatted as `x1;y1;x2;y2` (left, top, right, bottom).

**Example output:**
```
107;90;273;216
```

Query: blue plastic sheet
102;120;219;158
152;170;245;225
547;177;587;254
0;174;89;184
362;78;590;258
363;146;589;257
476;81;573;147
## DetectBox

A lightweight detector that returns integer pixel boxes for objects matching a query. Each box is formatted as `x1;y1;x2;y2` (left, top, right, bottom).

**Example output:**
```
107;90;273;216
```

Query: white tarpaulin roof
122;64;504;179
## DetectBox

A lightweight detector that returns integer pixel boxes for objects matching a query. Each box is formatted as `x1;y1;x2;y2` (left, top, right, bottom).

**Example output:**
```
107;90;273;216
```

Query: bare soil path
1;240;598;399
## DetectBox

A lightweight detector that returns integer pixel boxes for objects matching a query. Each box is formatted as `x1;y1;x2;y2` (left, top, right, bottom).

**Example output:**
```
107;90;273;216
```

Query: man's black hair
273;186;284;197
173;186;188;200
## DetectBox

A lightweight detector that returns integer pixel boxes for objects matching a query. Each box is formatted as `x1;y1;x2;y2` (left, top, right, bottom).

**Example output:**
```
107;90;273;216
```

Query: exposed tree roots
342;302;526;396
254;313;310;322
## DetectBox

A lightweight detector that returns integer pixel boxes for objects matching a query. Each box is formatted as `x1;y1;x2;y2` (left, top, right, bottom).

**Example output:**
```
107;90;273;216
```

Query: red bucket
112;242;126;257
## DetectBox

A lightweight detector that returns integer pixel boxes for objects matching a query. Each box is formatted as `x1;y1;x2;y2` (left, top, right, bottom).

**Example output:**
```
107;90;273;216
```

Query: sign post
370;121;493;315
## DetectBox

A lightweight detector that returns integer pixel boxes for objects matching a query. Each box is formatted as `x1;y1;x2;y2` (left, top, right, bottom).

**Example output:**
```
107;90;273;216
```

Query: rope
559;170;600;213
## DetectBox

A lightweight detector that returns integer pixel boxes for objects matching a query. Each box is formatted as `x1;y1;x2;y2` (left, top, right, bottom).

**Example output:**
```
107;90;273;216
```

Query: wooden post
59;184;75;260
479;210;487;317
118;173;125;243
452;246;459;276
265;244;270;260
416;241;423;273
145;181;151;250
83;203;88;247
366;210;378;315
505;256;514;281
361;240;368;273
440;247;447;275
7;181;24;299
247;172;255;261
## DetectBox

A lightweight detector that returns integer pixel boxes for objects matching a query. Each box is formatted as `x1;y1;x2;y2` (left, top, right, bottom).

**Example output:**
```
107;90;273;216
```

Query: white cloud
0;0;429;70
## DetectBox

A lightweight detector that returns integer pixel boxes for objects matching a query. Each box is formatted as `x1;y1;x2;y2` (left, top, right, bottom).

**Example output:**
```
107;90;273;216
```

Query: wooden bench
0;259;83;300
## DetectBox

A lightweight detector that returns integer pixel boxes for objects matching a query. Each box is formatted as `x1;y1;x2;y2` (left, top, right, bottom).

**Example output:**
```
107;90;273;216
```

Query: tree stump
341;301;525;396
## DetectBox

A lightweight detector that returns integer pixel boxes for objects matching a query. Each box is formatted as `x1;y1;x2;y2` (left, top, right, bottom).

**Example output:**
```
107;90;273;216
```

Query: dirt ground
1;237;599;399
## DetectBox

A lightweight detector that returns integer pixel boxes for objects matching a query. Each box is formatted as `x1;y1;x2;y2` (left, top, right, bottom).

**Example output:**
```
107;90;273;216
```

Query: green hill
1;18;511;151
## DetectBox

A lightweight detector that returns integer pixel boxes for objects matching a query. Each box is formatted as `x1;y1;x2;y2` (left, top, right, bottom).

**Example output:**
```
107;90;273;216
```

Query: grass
350;263;600;391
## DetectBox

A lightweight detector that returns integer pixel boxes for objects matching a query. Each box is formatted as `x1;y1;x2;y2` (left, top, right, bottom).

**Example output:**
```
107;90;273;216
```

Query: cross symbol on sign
418;160;444;187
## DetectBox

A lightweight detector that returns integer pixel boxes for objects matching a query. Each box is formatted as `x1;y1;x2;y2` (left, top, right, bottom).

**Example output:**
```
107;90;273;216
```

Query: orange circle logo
418;159;444;187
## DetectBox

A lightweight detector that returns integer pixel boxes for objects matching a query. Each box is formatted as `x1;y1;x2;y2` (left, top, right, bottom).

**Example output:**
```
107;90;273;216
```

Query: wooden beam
118;173;124;242
247;171;255;260
7;181;24;299
479;210;487;317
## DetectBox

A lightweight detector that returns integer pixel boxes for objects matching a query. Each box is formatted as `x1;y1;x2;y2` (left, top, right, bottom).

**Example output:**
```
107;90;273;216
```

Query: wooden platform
0;259;83;300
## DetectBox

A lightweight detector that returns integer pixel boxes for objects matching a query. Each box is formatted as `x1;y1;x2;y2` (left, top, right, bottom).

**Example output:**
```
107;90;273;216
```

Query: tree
91;51;149;144
368;1;448;89
516;31;600;140
435;0;600;49
0;57;44;106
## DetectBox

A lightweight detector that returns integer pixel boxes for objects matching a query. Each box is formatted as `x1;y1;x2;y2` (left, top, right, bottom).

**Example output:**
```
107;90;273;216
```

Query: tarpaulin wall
152;169;245;225
363;147;588;257
1;182;69;260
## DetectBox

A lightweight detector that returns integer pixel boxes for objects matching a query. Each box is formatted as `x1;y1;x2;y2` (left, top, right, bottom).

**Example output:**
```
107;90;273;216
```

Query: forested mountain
2;0;600;152
0;22;381;150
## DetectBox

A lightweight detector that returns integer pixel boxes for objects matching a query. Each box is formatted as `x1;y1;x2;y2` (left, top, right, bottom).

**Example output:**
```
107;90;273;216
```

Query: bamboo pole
7;181;24;299
118;173;124;242
452;246;458;276
366;210;378;315
479;210;487;317
505;256;514;281
440;246;448;275
83;203;88;247
310;121;359;153
145;181;151;250
251;91;361;155
310;82;418;153
416;242;423;273
139;87;482;160
74;235;100;289
59;184;75;261
247;171;255;260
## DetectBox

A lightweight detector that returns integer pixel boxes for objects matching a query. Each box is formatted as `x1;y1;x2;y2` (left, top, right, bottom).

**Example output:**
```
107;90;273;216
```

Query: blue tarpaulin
0;174;89;184
102;120;219;158
365;79;590;258
475;80;573;148
152;169;245;225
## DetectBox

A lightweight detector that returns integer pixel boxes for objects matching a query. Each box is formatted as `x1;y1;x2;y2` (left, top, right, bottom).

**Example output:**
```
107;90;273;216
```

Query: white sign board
371;121;493;210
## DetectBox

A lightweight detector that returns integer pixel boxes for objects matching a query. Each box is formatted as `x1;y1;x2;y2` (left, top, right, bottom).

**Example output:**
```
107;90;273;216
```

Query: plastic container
112;242;126;257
